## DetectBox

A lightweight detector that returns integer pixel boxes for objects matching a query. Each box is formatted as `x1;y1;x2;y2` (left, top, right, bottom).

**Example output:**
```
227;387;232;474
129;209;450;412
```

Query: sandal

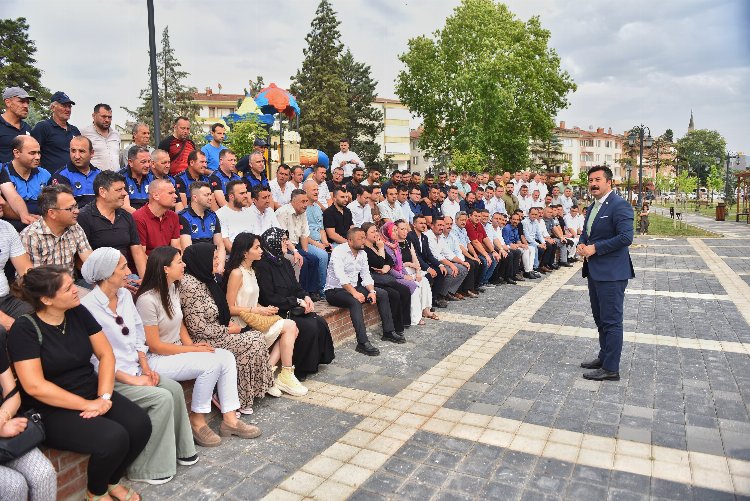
417;319;426;325
107;484;141;501
85;492;111;501
423;312;439;320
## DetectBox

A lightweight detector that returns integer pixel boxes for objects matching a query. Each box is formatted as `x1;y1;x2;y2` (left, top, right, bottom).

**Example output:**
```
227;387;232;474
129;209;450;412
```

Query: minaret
688;110;695;132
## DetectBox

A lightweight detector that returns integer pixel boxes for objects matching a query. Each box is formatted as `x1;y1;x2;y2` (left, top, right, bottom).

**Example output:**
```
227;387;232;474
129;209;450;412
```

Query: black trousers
509;248;522;276
326;285;396;344
459;258;484;292
372;273;411;327
42;392;152;495
539;242;558;267
426;269;446;299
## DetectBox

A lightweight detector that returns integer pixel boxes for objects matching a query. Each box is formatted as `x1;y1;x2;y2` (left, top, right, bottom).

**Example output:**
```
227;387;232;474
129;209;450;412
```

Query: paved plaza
131;215;750;500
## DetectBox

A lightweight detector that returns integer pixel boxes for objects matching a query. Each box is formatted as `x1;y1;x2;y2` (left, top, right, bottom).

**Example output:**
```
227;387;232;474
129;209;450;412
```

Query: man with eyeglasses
20;184;92;273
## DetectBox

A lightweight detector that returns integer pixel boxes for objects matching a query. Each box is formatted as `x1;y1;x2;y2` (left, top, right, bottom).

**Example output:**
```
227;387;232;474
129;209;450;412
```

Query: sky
4;0;749;152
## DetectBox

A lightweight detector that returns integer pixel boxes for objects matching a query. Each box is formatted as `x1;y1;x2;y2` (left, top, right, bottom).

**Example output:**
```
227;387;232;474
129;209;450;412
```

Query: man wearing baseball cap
0;87;34;163
31;91;81;175
235;137;269;177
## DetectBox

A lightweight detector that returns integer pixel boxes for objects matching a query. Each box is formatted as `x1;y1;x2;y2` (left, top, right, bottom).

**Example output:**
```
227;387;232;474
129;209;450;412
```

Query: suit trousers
325;286;395;344
459;259;484;292
440;265;468;295
587;277;627;372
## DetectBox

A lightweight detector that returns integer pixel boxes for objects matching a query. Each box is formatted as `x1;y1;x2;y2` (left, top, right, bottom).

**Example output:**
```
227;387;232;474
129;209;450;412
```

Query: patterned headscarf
380;221;404;272
261;227;288;262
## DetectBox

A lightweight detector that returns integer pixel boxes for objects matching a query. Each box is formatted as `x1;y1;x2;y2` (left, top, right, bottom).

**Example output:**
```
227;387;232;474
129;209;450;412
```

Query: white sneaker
130;475;174;485
276;367;309;397
267;384;282;397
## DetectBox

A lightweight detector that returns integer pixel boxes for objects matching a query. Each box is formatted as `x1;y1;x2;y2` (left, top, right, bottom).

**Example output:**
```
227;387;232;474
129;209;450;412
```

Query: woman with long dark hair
178;243;273;415
253;228;335;380
224;233;307;397
135;246;260;446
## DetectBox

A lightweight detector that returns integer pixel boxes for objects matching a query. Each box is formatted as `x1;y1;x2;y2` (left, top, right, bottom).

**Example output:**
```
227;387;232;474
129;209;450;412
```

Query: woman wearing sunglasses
80;247;195;487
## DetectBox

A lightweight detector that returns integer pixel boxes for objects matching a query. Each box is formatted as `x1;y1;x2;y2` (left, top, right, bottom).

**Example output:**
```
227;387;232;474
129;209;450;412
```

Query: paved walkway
128;227;750;501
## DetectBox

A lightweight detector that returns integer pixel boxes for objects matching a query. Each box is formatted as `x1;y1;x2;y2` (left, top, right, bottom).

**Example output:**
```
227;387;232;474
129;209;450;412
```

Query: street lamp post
626;164;633;203
725;151;740;202
628;125;653;209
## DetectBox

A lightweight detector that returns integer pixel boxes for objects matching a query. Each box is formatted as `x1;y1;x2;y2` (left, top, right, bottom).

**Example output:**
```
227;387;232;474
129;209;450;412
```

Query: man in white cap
0;86;34;163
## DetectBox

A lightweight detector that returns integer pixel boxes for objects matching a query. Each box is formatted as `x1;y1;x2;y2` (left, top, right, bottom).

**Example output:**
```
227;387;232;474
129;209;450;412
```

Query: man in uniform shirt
178;182;225;272
120;145;153;213
347;185;373;227
208;149;240;209
80;104;120;171
157;116;195;176
150;149;174;185
277;189;323;300
268;163;293;210
0;87;34;163
0;135;48;227
132;178;181;255
200;123;227;171
31;91;81;175
243;151;270;190
174;150;210;209
51;136;100;208
330;138;364;181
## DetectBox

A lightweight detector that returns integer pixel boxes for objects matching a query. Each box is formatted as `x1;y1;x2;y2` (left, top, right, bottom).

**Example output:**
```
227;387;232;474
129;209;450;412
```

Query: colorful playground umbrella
254;83;300;118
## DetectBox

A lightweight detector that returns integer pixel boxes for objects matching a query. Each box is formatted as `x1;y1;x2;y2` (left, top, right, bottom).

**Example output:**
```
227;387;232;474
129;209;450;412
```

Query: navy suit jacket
580;191;635;281
407;230;441;271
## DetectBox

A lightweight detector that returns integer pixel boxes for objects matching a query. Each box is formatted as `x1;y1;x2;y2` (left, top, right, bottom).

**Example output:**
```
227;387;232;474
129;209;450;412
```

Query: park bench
46;302;380;500
669;207;683;221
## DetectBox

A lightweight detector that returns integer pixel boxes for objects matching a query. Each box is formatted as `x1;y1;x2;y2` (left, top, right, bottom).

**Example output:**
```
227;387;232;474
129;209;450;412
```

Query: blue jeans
478;255;498;285
297;243;328;295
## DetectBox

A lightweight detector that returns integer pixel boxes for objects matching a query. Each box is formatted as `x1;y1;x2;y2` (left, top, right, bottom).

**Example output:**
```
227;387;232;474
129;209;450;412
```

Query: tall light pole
725;151;739;202
628;125;653;209
147;0;161;145
626;164;633;203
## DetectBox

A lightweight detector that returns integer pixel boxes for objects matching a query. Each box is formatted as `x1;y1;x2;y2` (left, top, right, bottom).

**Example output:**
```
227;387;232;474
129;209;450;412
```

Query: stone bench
48;302;378;500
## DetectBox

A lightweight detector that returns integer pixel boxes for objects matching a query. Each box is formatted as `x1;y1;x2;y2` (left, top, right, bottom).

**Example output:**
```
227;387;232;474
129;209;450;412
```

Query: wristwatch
100;393;112;401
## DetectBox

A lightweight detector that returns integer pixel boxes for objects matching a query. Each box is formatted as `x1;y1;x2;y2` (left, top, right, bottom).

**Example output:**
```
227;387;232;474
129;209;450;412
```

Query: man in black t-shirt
322;186;353;246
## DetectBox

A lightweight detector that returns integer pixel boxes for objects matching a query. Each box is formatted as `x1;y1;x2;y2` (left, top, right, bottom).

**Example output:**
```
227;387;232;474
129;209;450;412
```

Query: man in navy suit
576;165;634;381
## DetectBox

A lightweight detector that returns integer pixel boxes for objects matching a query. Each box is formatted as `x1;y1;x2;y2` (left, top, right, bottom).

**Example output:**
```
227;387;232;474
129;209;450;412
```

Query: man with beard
157;116;195;175
323;186;354;246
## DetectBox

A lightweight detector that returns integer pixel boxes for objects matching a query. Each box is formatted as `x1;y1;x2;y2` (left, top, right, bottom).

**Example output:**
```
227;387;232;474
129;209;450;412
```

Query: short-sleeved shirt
80;124;121;172
178;207;221;244
30;119;81;175
0;115;32;164
323;205;353;241
133;204;180;254
0;162;51;214
20;218;92;272
420;201;443;221
276;204;309;245
119;168;153;209
306;204;324;243
135;285;183;346
0;219;26;296
51;163;101;207
200;143;226;172
157;136;196;176
208;169;240;196
174;170;210;203
244;171;269;190
77;203;140;272
8;305;101;412
465;220;488;243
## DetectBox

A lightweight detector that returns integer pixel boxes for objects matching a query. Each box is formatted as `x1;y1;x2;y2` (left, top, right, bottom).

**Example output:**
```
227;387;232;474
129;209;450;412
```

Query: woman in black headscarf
253;228;335;380
178;243;273;415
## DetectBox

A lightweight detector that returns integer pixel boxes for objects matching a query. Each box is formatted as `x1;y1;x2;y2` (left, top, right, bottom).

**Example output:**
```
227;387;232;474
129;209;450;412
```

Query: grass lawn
636;213;719;237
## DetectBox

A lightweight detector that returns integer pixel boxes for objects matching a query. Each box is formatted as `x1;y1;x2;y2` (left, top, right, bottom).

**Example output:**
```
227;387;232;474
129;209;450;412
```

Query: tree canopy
340;49;383;167
675;129;726;185
396;0;575;170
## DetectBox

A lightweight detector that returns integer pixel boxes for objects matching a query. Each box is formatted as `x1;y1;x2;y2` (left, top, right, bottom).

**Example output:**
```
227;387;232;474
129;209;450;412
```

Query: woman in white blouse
134;246;261;446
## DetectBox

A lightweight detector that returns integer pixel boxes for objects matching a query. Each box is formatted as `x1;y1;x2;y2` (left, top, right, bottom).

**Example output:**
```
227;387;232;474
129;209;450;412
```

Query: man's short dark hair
94;170;125;196
127;145;150;162
506;181;515;187
314;165;327;173
571;204;579;210
251;184;271;199
352;166;364;176
210;122;225;132
291;189;307;201
413;214;427;223
587;165;613;181
425;173;434;180
291;165;304;175
219;148;236;160
189;181;211;196
347;227;364;239
71;135;93;152
340;138;350;144
39;184;73;216
187;150;205;164
351;185;364;197
174;116;190;125
469;208;482;216
93;103;111;113
277;163;291;172
225;180;245;197
397;184;409;193
332;186;348;197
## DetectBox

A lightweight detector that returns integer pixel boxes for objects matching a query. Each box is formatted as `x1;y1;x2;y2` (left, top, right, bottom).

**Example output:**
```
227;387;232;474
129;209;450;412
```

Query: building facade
192;89;244;133
371;97;411;170
409;128;435;175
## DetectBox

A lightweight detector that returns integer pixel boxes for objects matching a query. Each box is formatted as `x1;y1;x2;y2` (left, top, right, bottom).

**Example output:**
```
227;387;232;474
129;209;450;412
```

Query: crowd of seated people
0;85;587;497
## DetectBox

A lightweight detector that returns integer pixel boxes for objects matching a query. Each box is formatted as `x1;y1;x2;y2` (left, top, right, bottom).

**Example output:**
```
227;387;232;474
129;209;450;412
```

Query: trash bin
716;202;726;221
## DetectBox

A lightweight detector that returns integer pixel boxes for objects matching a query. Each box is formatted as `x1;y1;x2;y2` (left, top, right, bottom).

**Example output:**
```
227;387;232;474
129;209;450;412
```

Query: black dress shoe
476;287;486;293
355;342;380;356
309;292;322;302
504;278;517;285
550;263;560;270
583;368;620;381
559;262;573;268
523;272;536;280
514;275;525;282
445;293;460;301
395;331;406;341
580;358;603;369
533;271;542;278
433;299;448;308
382;331;406;344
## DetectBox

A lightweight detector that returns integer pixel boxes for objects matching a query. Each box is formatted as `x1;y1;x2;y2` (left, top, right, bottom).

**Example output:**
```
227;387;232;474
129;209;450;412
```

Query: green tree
675;129;726;185
450;147;487;173
395;0;575;169
663;129;674;143
290;0;348;157
655;173;672;196
226;118;268;160
340;49;383;167
245;75;265;97
0;17;51;124
530;133;568;172
675;170;698;196
706;164;723;203
124;27;200;141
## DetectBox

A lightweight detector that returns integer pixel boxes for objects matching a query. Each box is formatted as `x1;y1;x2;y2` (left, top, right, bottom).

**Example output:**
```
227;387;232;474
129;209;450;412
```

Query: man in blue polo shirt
200;122;227;171
31;91;81;174
0;87;34;163
174;150;209;210
0;135;49;230
208;148;240;208
178;181;225;272
121;145;153;212
51;135;100;208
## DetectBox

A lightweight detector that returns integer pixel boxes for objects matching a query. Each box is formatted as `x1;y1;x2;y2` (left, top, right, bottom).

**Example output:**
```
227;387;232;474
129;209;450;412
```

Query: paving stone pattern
123;227;750;500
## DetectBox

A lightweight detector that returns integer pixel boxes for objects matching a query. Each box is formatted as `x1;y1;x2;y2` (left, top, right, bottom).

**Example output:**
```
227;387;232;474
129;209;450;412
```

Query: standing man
209;149;241;209
331;138;364;182
120;123;151;168
31;91;81;174
200;123;227;171
158;116;195;175
0;87;34;163
578;165;634;381
81;104;121;171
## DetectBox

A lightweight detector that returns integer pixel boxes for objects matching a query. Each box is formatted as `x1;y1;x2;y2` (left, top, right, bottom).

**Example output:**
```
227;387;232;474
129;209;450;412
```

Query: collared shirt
564;213;585;233
276;204;310;245
31;119;81;174
323;204;353;241
209;168;240;196
521;217;543;245
80;124;121;172
317;181;331;205
324;243;373;290
200;143;227;171
500;193;519;214
82;286;147;376
178;207;221;244
408;199;423;219
0;220;26;296
347;199;372;227
133;204;180;254
444;229;463;259
377;200;401;222
215;205;255;243
269;179;293;206
454;180;471;197
518;195;533;216
51;163;101;207
420;200;443;221
399;200;414;223
441;199;461;220
502;223;521;244
529;180;548;199
0;114;32;163
485;196;507;216
536;218;551;238
174;170;210;202
244;171;269;190
20;218;92;272
424;229;454;261
119;168;153;209
248;204;279;235
77;202;140;272
450;225;470;249
306;203;325;243
465;219;488;244
330;151;364;178
0;162;51;214
560;195;574;214
157;136;196;175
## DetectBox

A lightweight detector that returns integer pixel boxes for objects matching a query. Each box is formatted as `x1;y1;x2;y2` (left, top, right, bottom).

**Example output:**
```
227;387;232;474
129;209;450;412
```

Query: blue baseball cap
50;91;75;105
